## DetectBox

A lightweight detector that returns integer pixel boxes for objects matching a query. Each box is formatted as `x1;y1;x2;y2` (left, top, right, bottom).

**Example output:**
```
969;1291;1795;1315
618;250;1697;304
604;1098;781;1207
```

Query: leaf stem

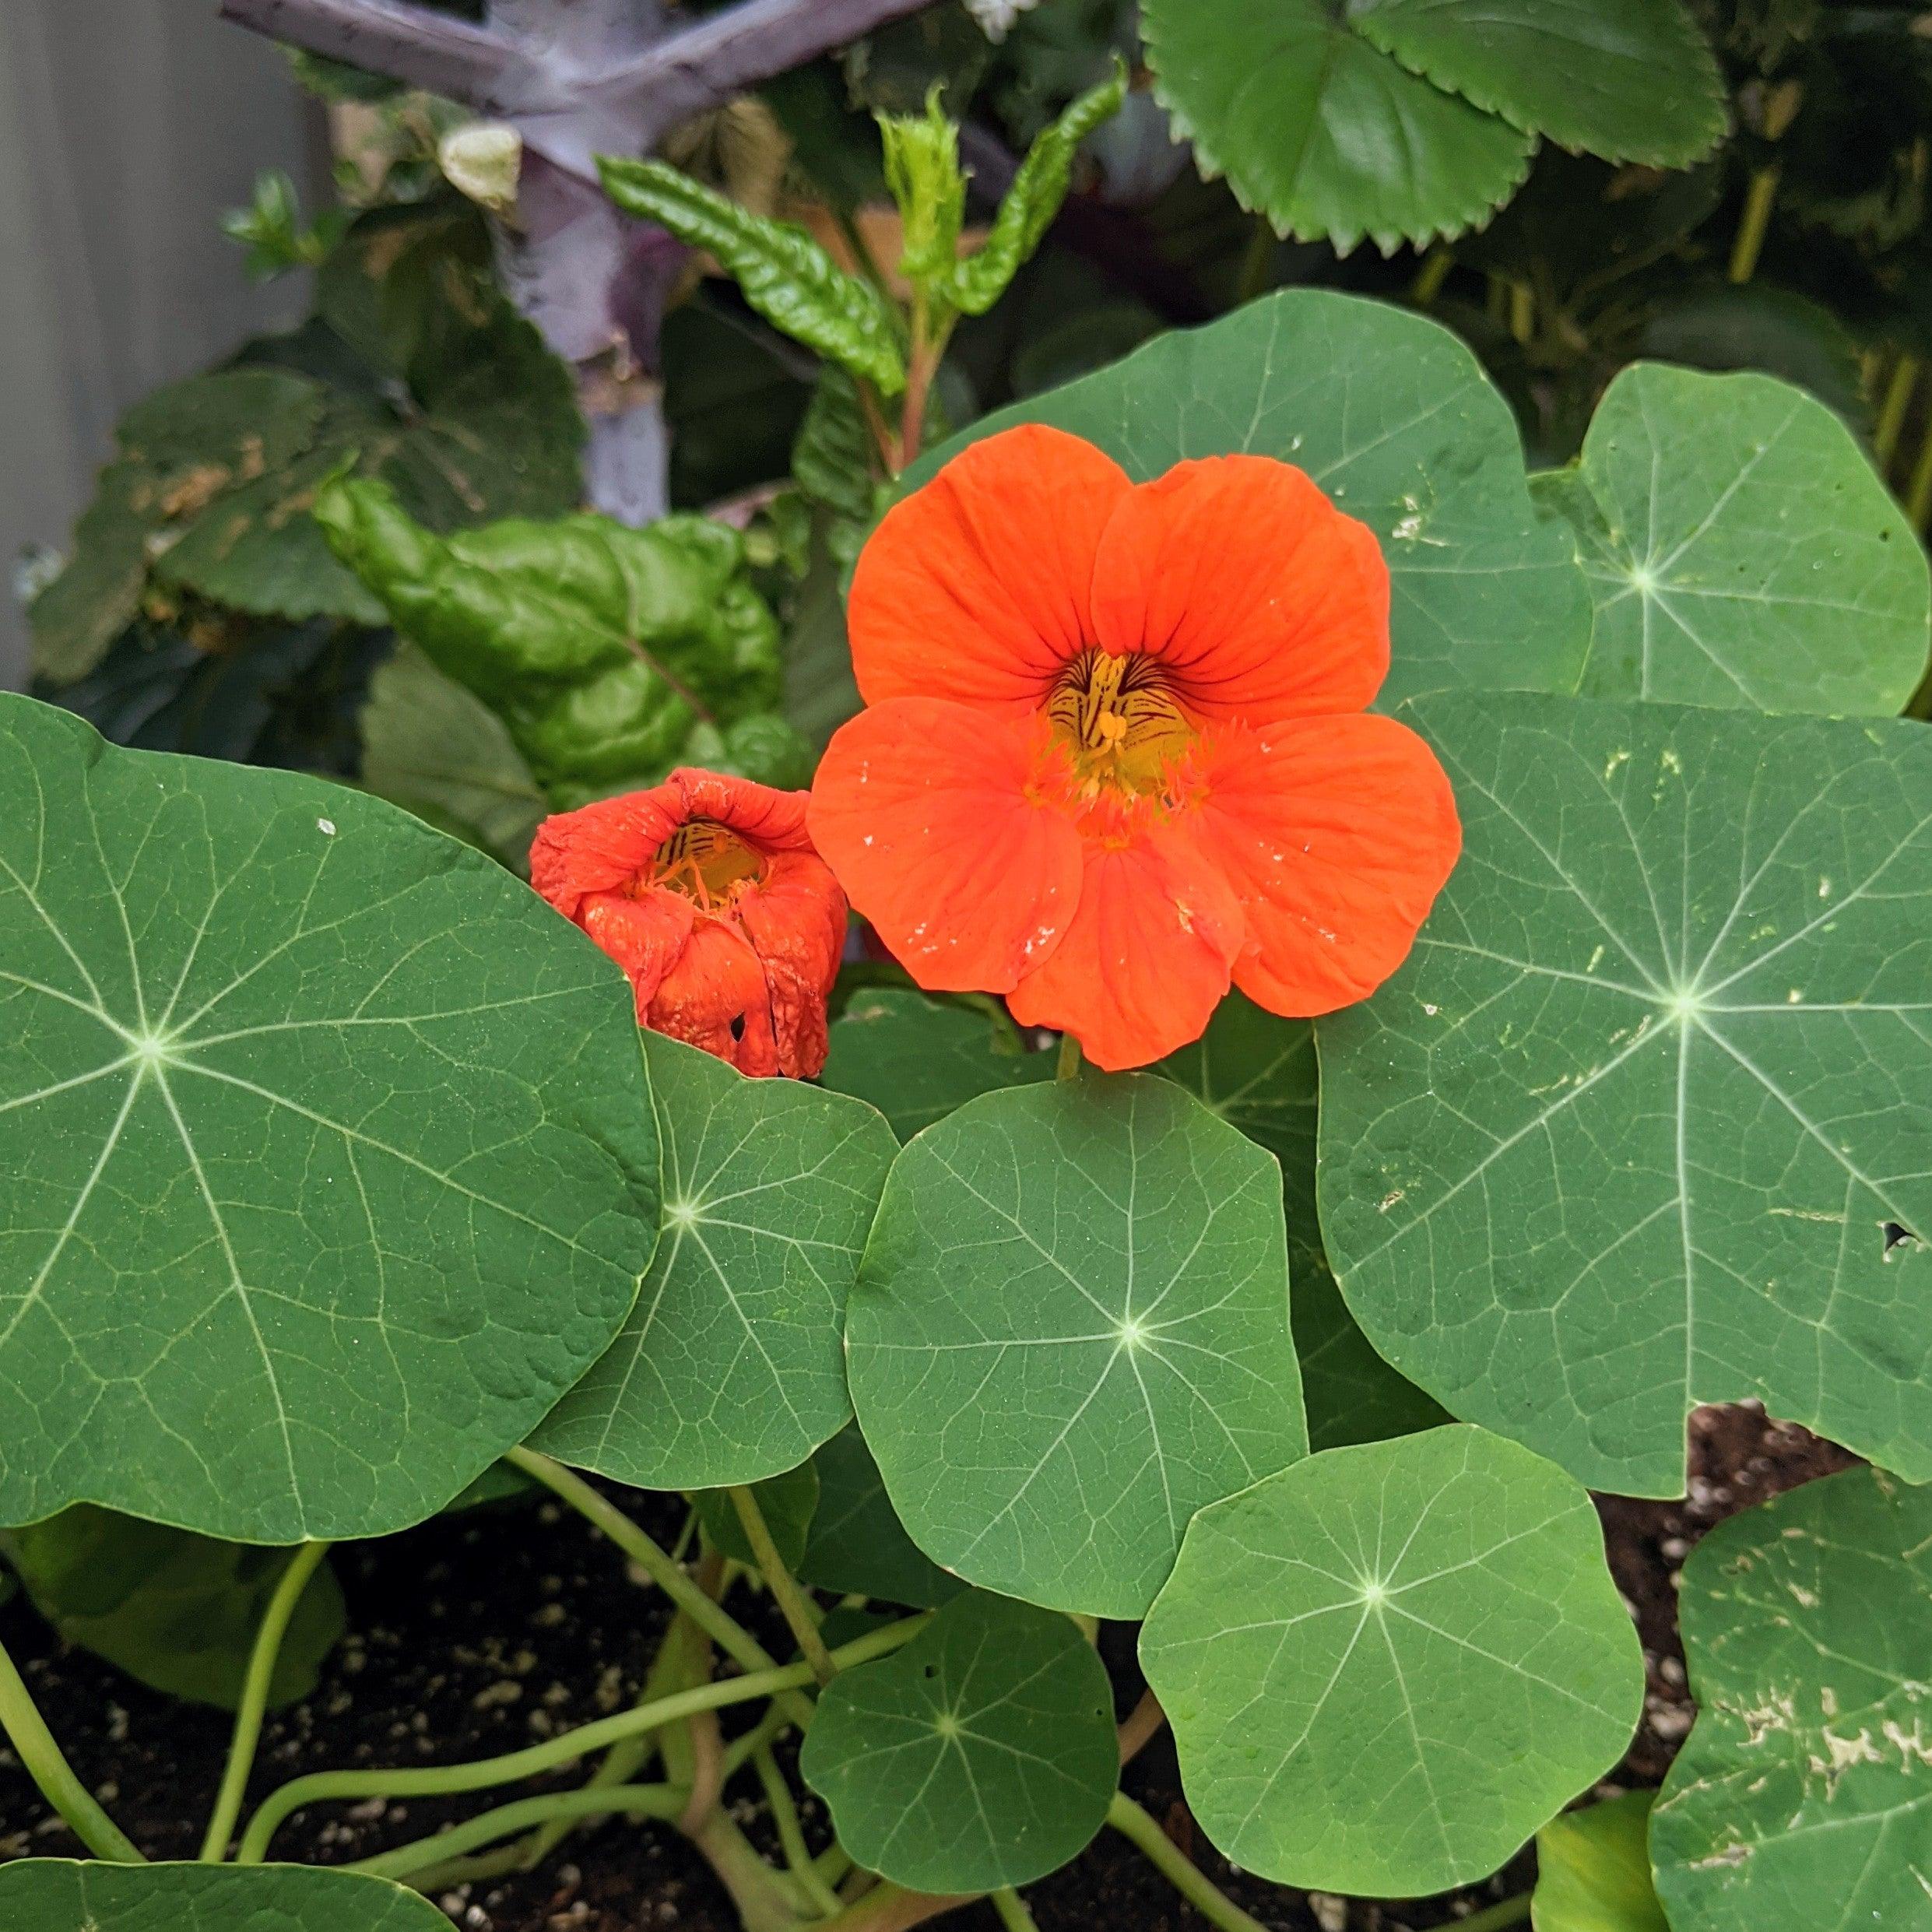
1105;1792;1269;1932
991;1889;1041;1931
1907;413;1932;532
1454;1892;1532;1932
350;1783;687;1885
200;1540;332;1860
729;1484;838;1684
1235;213;1275;306
1874;354;1920;470
1057;1033;1083;1081
1728;165;1780;284
753;1742;844;1914
0;1629;144;1863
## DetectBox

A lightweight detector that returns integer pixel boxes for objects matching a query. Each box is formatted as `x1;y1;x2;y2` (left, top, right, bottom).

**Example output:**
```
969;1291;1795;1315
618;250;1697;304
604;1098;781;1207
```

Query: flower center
647;819;764;910
1045;648;1194;797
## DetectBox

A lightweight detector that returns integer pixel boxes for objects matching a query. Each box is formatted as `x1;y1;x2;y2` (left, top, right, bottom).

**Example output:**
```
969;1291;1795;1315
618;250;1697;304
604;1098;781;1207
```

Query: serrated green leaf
1354;0;1727;167
799;1424;966;1609
598;157;905;396
532;1031;896;1491
820;988;1053;1143
1140;1425;1642;1895
0;1861;451;1930
792;369;881;525
1534;1792;1666;1932
848;1075;1307;1618
918;289;1589;708
1651;1466;1932;1932
0;693;656;1542
1318;692;1932;1496
800;1590;1117;1891
316;478;806;805
1536;364;1928;714
1143;0;1534;255
0;1506;342;1710
880;90;968;290
942;64;1125;316
692;1460;820;1570
359;643;548;870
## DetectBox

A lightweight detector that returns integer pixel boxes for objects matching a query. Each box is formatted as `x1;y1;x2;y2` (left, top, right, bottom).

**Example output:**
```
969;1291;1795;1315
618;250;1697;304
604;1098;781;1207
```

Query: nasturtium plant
0;1860;452;1930
1319;691;1932;1497
1651;1466;1932;1932
796;1424;966;1610
532;1031;895;1492
1140;1426;1643;1896
1534;1791;1667;1932
0;692;657;1542
1537;364;1931;713
848;1074;1306;1618
922;289;1591;708
692;1461;821;1571
800;1590;1117;1892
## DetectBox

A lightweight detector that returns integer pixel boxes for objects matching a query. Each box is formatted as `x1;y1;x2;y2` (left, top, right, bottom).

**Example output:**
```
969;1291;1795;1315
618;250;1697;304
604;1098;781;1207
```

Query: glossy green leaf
943;64;1126;315
532;1031;896;1491
1140;1425;1642;1895
799;1424;966;1610
0;1507;342;1710
848;1075;1306;1618
792;369;880;525
598;158;905;395
0;693;657;1541
1652;1466;1932;1932
1157;992;1447;1453
800;1590;1117;1891
1318;692;1932;1496
316;479;808;806
1536;364;1928;714
1355;0;1727;167
921;290;1589;708
358;642;547;869
1143;0;1533;254
820;988;1054;1143
1534;1792;1666;1932
0;1861;451;1930
692;1460;820;1571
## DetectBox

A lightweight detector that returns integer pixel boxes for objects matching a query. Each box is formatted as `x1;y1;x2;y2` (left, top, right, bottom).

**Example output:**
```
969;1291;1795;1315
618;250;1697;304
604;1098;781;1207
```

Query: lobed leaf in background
1650;1465;1932;1932
0;694;658;1543
1535;364;1930;713
1319;693;1932;1496
0;1861;451;1930
1140;1426;1643;1895
316;478;810;808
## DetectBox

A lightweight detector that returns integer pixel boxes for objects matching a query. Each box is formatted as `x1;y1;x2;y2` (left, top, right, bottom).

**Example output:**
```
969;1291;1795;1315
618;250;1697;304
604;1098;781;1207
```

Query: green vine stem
1453;1890;1533;1932
199;1540;332;1860
729;1483;838;1684
1056;1033;1083;1081
1105;1792;1270;1932
1874;353;1920;471
234;1614;925;1864
990;1888;1042;1931
350;1783;686;1885
753;1741;844;1916
1728;164;1781;284
0;1628;144;1863
1906;413;1932;532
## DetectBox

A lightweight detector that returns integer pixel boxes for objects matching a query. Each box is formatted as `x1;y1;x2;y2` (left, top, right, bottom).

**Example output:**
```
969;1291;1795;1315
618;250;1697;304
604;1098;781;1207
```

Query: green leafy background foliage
0;1860;451;1930
1534;1791;1666;1932
1140;1426;1642;1895
0;695;658;1542
797;1424;965;1611
1319;692;1932;1496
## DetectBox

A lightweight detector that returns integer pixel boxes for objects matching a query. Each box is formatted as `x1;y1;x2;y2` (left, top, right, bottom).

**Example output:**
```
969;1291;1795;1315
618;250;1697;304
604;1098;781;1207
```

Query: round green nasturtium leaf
1143;0;1533;255
799;1424;966;1610
1652;1467;1932;1932
0;1507;342;1711
1536;364;1930;715
848;1075;1307;1618
1354;0;1727;169
0;1860;451;1930
692;1460;820;1571
820;988;1053;1143
532;1031;896;1491
921;289;1589;711
1534;1792;1666;1932
0;694;656;1543
1319;692;1932;1497
1157;992;1447;1453
800;1590;1118;1892
1140;1425;1642;1896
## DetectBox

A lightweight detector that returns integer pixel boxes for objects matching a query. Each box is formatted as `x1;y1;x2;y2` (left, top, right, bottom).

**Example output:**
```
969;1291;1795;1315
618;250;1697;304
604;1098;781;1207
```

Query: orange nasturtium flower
532;771;847;1077
806;426;1462;1070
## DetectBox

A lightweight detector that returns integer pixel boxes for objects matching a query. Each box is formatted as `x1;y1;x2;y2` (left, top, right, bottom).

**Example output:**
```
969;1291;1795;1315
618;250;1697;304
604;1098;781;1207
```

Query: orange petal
668;769;815;853
808;697;1084;995
848;425;1133;709
1090;456;1389;725
1191;715;1460;1016
647;919;780;1076
579;889;695;1015
1006;820;1245;1071
532;791;682;916
738;851;849;1078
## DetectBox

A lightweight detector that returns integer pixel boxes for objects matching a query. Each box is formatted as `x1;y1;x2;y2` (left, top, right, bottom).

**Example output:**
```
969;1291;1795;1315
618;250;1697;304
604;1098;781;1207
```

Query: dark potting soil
0;1402;1853;1932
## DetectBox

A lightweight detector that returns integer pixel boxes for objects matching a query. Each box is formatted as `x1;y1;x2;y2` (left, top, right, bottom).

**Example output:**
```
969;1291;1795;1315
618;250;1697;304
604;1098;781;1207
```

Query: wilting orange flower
807;426;1460;1070
532;771;846;1077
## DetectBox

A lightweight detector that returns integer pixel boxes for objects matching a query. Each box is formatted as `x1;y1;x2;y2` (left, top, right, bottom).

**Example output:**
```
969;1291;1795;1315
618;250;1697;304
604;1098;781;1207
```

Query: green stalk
200;1541;331;1860
753;1744;843;1916
0;1630;143;1862
1874;354;1920;470
1409;246;1453;306
1235;213;1275;306
730;1484;837;1685
1729;165;1780;284
350;1783;685;1885
1907;414;1932;531
1454;1891;1532;1932
991;1889;1042;1931
1105;1792;1270;1932
1057;1034;1082;1081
